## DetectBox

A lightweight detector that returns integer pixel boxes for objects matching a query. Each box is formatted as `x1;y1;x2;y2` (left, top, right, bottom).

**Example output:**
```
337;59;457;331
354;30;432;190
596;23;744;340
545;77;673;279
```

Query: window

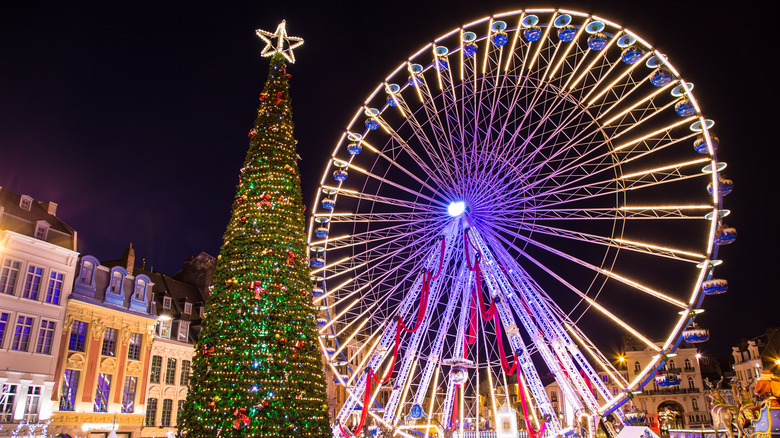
163;296;171;309
161;399;173;427
93;373;112;412
23;386;41;422
199;306;205;317
34;222;49;240
184;302;192;314
0;312;9;348
0;384;17;422
36;320;56;354
165;358;177;385
121;376;137;413
79;260;95;284
133;279;147;301
684;359;692;370
178;321;190;342
45;271;64;305
634;361;641;373
669;359;676;370
11;315;34;351
22;265;44;300
157;319;171;339
0;259;21;295
19;195;32;211
550;390;557;402
688;377;695;390
692;397;699;410
101;327;118;356
180;360;191;386
109;270;123;295
127;333;142;361
150;355;162;383
145;398;158;426
60;369;80;411
69;320;88;351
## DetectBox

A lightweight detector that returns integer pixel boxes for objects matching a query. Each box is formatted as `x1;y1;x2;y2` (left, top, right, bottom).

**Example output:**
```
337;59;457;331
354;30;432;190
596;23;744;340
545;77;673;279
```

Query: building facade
140;253;212;438
49;247;157;438
0;187;79;436
731;328;780;394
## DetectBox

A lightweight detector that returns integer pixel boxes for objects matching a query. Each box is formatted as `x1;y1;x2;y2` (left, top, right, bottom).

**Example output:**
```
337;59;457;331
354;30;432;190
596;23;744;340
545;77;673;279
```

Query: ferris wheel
307;9;734;438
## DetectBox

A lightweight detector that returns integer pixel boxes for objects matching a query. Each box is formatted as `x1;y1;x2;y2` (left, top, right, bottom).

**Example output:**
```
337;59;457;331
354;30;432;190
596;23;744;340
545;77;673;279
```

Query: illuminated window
59;369;80;411
163;296;171;309
0;384;17;422
0;259;21;295
127;333;142;361
145;398;158;426
93;373;112;412
184;302;192;314
133;278;147;301
150;356;162;383
23;386;41;422
108;269;124;295
22;265;43;300
0;312;9;348
165;358;177;385
69;320;88;351
161;399;173;427
45;271;64;304
36;320;56;354
11;315;34;351
157;319;171;339
101;327;118;356
121;376;137;413
79;260;95;284
178;321;190;342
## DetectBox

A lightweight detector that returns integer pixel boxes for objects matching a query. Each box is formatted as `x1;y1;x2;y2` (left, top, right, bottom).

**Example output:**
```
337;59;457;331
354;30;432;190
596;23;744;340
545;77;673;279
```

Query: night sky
1;0;775;360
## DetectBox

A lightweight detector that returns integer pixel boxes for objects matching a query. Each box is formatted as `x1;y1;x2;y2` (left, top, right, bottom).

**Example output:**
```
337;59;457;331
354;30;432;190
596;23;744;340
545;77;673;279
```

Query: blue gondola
655;373;681;387
694;135;719;154
365;118;379;130
675;99;695;116
714;225;737;246
588;33;607;50
312;286;324;297
387;95;399;107
463;43;477;57
621;46;643;64
315;227;329;239
435;58;448;71
492;31;509;46
408;75;423;87
347;142;362;155
310;257;325;268
707;177;733;197
650;69;673;87
321;197;335;210
333;169;348;182
316;317;327;327
558;26;576;42
702;279;728;295
523;27;541;42
682;324;710;343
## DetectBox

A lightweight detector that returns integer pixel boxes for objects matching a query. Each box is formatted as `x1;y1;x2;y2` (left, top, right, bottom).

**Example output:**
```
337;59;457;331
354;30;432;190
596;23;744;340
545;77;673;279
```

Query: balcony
641;387;700;396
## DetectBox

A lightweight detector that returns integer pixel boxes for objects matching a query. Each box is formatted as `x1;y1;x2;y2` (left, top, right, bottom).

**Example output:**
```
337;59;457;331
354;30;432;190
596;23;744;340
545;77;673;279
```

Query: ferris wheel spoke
504;220;706;263
487;223;688;309
599;79;678;125
322;184;444;212
314;212;437;224
318;219;440;253
489;205;712;221
485;228;663;352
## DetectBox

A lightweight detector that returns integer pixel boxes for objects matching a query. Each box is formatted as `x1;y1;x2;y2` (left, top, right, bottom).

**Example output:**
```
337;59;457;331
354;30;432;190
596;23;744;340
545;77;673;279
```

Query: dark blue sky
0;0;773;358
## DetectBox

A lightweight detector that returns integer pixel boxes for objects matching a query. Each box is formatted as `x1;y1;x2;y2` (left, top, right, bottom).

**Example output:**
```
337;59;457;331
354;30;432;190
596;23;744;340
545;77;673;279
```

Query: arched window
688;377;695;390
692;398;699;410
684;359;692;370
668;359;676;370
129;274;151;312
79;259;96;285
634;362;641;373
108;268;125;295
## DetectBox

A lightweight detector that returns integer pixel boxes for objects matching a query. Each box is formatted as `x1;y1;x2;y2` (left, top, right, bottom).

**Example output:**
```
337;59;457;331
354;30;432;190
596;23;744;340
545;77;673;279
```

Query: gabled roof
0;187;76;249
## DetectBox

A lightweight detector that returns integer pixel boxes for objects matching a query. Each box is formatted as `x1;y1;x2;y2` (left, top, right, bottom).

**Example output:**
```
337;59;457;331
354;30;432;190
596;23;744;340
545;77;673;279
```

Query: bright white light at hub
448;201;466;217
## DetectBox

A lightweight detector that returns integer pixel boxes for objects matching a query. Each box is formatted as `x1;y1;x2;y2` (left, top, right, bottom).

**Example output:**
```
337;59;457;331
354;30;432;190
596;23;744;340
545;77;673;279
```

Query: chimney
122;243;136;272
40;201;58;216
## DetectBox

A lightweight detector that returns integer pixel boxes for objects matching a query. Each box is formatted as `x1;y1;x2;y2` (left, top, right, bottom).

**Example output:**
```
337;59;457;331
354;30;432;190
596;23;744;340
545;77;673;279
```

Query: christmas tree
178;21;331;438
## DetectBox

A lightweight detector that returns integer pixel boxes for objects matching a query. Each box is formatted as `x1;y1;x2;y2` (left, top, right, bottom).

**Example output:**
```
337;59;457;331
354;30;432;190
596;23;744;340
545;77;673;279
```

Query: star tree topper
256;20;304;64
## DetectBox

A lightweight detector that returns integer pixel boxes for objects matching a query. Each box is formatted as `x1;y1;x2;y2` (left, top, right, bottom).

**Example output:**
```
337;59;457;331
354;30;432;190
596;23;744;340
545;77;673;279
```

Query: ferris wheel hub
447;201;466;217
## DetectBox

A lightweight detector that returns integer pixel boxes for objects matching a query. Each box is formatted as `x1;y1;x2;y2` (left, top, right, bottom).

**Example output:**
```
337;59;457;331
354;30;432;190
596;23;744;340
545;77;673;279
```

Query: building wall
49;277;156;438
0;229;78;435
140;338;194;437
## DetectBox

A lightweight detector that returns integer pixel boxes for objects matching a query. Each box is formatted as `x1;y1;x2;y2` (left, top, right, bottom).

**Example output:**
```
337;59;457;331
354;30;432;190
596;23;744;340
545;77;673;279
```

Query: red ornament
278;336;287;346
300;289;308;298
259;93;266;101
258;193;273;209
286;250;297;266
239;216;247;223
253;281;267;299
236;195;245;204
248;128;257;138
293;340;304;358
233;408;250;429
203;346;215;357
282;65;292;78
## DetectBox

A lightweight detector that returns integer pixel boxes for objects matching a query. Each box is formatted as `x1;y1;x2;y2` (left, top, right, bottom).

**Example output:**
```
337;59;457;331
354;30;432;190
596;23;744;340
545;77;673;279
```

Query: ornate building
140;253;212;438
49;245;157;438
0;187;79;436
731;328;780;393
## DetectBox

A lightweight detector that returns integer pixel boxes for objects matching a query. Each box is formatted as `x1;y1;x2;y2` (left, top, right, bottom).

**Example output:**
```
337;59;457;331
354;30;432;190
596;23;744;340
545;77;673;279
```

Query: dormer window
129;274;151;312
199;307;205;317
34;221;50;241
184;302;192;315
19;195;32;211
178;321;190;342
163;296;171;309
134;279;147;301
108;269;124;295
79;259;96;285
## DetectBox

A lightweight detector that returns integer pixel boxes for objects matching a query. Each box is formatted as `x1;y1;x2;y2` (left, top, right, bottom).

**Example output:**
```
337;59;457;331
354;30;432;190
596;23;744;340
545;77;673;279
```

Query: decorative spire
255;20;303;64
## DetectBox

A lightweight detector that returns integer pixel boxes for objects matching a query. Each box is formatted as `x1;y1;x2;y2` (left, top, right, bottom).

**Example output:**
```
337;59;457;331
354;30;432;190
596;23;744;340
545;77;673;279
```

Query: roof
0;186;76;250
